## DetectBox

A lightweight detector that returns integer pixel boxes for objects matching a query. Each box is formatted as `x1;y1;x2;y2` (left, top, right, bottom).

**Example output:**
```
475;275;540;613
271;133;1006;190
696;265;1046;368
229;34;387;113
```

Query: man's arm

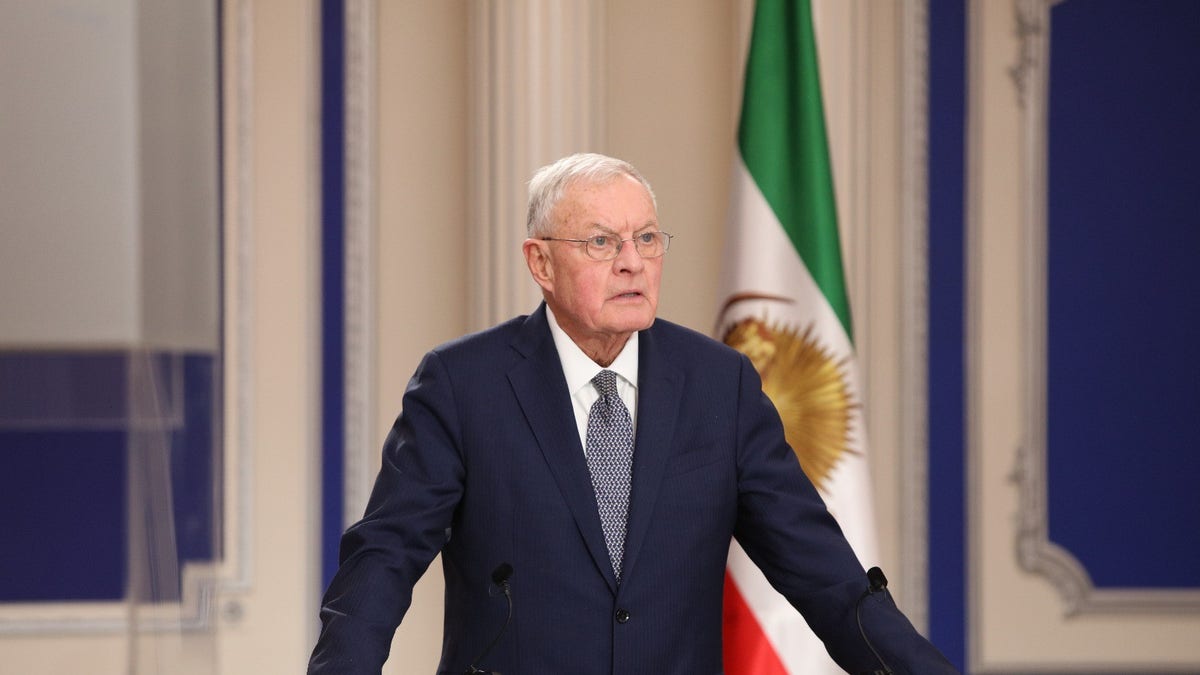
729;354;957;674
308;350;466;674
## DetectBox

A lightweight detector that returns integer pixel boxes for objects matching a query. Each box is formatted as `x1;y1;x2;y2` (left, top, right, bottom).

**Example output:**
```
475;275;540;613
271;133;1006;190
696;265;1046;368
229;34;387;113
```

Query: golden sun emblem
721;312;857;492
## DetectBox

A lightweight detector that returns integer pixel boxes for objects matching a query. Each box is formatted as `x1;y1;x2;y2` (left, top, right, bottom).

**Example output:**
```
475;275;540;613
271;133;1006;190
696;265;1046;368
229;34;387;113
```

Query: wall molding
341;0;378;527
897;0;931;633
217;0;258;606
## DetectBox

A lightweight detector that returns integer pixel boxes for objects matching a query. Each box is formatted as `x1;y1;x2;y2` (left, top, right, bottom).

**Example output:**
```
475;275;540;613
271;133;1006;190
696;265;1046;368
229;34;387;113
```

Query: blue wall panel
0;352;221;603
0;427;127;601
1046;0;1200;590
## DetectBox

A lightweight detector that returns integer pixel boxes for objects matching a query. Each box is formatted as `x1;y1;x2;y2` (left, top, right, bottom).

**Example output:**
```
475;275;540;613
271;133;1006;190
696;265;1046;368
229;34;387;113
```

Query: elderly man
309;153;955;674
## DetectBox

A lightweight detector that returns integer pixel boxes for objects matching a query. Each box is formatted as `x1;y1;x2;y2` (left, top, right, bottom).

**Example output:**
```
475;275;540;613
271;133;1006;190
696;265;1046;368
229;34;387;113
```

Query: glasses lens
635;232;663;257
586;236;619;260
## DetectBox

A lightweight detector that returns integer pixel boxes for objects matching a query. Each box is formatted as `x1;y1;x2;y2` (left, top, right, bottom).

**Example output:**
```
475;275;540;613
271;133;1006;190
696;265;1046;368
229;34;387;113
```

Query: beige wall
605;0;738;333
217;0;323;671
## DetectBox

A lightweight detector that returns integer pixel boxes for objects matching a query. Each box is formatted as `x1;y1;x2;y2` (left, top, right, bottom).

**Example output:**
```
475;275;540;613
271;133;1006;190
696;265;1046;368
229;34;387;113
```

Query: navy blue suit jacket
309;305;955;674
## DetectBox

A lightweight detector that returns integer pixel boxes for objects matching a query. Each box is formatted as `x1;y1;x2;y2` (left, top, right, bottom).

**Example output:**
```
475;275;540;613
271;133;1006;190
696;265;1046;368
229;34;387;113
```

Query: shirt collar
545;304;639;395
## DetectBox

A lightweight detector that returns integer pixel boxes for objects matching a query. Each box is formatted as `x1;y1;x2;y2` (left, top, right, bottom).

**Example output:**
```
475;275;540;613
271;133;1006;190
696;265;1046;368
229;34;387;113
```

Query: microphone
855;566;894;675
465;563;514;675
492;562;514;588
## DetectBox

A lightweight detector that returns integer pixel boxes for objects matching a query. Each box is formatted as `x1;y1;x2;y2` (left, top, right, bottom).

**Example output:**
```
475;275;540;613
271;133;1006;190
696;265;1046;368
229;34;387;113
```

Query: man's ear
523;238;554;293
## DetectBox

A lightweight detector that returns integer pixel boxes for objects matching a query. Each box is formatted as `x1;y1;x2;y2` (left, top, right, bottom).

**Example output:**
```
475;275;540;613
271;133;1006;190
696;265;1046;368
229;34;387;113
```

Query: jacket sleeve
729;354;958;674
308;350;465;674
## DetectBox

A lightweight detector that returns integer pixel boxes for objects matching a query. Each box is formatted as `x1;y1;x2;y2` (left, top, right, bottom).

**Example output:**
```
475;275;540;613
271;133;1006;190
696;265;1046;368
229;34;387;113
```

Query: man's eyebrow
585;222;659;235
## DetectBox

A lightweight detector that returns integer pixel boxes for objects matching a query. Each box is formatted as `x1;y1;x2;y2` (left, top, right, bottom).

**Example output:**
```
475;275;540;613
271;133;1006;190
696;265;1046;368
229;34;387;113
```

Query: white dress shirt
545;305;639;451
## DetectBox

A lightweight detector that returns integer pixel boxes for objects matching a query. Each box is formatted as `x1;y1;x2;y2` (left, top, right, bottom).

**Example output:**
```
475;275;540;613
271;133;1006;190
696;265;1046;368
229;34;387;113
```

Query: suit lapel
619;322;684;587
507;305;619;592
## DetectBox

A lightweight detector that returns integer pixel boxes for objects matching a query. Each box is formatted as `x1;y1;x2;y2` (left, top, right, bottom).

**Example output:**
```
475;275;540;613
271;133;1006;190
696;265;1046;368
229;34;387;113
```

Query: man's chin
610;310;656;334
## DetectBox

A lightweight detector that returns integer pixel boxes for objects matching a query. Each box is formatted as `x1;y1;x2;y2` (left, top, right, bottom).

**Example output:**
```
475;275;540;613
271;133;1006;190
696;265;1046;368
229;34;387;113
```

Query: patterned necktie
585;369;634;583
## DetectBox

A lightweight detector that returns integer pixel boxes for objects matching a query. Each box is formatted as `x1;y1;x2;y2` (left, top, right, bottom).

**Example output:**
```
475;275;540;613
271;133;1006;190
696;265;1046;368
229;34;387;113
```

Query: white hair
525;153;657;237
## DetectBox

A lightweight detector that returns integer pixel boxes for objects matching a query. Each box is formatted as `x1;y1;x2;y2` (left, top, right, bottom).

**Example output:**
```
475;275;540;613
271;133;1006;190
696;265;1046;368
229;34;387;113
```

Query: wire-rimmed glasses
540;231;673;261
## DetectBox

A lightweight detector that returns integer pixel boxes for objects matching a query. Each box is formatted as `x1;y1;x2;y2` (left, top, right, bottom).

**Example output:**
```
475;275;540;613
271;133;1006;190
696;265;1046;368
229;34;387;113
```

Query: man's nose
612;238;645;272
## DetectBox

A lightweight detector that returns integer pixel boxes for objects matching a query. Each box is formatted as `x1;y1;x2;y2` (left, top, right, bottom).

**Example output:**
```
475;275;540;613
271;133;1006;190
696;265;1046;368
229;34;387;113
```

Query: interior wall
6;2;1197;673
374;3;469;673
216;0;323;672
0;1;928;673
604;0;738;334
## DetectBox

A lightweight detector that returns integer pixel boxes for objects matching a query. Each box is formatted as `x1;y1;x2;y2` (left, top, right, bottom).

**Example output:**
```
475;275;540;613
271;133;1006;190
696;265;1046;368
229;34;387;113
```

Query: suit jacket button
615;609;631;624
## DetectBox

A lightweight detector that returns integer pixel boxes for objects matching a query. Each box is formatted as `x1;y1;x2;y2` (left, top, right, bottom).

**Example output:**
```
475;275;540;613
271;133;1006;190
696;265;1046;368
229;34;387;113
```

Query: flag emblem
719;296;856;492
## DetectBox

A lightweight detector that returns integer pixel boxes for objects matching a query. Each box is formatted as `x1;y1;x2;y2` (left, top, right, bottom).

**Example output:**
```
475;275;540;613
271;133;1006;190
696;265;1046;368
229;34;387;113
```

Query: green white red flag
718;1;880;672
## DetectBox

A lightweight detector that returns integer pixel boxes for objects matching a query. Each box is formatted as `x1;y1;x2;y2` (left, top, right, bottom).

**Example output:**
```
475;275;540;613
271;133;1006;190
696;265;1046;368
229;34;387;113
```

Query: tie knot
592;369;619;399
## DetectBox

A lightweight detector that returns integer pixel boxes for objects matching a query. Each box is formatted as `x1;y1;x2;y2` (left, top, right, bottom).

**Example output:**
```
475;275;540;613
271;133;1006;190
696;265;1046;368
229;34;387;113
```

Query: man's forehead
559;176;654;213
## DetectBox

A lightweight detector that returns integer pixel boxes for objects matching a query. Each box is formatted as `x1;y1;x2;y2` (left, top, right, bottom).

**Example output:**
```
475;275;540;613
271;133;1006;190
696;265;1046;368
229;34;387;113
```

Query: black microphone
855;566;894;675
465;563;514;675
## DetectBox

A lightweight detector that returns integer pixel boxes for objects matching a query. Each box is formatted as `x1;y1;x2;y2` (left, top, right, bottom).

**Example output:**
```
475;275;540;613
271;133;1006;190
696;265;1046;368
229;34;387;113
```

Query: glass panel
0;1;221;671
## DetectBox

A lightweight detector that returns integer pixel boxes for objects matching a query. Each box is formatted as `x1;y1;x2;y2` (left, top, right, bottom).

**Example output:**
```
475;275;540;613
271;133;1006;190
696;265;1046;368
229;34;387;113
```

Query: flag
718;1;880;673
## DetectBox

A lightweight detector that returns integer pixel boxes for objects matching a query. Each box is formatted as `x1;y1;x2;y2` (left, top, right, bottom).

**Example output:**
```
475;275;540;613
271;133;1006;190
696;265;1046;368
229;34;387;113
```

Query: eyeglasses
540;231;674;261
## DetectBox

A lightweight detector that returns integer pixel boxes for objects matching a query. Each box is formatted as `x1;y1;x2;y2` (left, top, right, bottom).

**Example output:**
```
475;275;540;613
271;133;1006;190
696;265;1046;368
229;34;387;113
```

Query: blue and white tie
585;369;634;582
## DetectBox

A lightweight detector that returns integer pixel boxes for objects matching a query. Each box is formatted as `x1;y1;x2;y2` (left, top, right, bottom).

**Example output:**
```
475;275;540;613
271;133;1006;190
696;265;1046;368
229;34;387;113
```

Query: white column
467;0;606;330
342;0;378;528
